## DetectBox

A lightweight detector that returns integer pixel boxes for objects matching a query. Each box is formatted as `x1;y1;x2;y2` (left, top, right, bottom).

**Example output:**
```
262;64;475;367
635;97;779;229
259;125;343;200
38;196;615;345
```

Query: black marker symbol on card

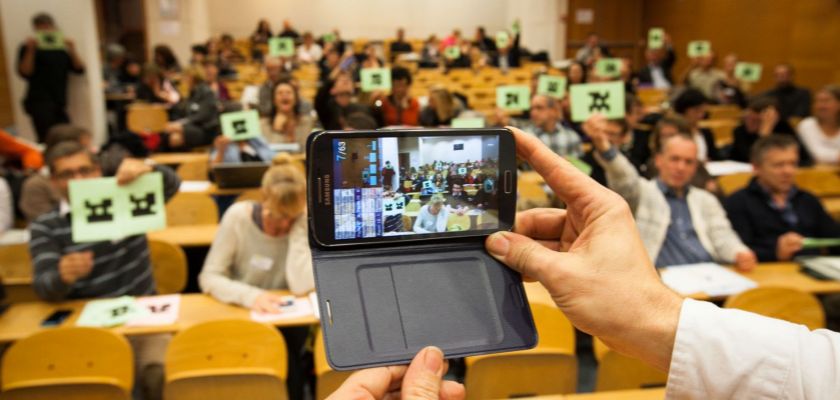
149;304;170;313
111;306;129;317
588;91;611;112
506;93;520;106
605;63;617;74
371;74;382;85
129;192;157;217
84;199;114;223
232;120;248;136
43;34;56;44
742;68;753;77
547;82;559;93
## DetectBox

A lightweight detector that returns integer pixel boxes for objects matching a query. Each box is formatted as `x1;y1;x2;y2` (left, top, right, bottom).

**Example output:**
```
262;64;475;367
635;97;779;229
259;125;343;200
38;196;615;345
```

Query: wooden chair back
165;192;219;226
724;287;825;330
148;239;187;294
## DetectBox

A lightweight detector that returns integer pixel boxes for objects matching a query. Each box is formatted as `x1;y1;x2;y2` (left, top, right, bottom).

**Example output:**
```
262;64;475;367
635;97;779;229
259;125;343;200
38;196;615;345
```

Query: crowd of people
1;10;840;400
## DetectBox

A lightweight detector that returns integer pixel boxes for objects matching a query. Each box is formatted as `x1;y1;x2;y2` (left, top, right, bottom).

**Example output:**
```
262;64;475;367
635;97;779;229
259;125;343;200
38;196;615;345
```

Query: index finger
507;126;603;205
327;365;407;399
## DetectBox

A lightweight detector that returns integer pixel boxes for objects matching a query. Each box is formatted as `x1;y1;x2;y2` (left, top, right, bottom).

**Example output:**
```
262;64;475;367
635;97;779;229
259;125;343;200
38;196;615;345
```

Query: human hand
64;38;76;52
25;37;37;50
485;127;683;371
734;250;757;272
326;346;465;400
251;292;289;314
214;135;232;153
115;158;153;185
758;107;779;137
776;232;804;261
58;251;94;285
581;114;612;152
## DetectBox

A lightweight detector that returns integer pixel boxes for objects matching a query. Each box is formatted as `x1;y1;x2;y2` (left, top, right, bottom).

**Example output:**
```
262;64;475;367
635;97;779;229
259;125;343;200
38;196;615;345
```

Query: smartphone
41;309;73;327
307;128;517;247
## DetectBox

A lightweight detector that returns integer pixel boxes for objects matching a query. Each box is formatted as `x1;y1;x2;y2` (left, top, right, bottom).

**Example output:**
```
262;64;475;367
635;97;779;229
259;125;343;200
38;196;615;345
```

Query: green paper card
802;238;840;249
220;109;262;141
323;33;336;43
69;172;166;243
360;68;392;92
648;28;664;49
77;296;148;327
268;37;295;57
734;62;762;82
569;81;626;122
496;31;510;49
536;75;567;99
595;58;622;78
496;85;531;111
36;31;65;50
451;117;486;128
444;45;461;60
564;156;592;176
687;40;711;57
512;20;521;35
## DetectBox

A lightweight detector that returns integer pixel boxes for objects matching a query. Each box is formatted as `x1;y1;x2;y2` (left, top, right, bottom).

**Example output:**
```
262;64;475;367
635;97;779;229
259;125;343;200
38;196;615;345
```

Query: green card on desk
803;238;840;249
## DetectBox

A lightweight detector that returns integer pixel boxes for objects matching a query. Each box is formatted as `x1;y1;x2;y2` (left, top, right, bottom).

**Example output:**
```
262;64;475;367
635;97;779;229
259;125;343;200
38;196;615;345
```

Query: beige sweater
199;201;314;308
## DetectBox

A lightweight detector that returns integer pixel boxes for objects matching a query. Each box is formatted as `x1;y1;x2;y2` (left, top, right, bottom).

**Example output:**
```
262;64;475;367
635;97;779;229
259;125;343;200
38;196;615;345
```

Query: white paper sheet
126;294;181;326
178;180;212;193
705;161;754;177
660;263;757;297
0;229;29;245
250;295;316;322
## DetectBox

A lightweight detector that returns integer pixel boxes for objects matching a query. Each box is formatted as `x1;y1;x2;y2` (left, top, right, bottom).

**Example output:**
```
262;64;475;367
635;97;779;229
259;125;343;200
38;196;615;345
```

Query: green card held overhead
322;32;336;43
734;62;763;82
268;37;295;57
444;45;461;60
69;172;166;243
595;58;622;78
76;296;148;327
687;40;711;57
648;28;665;49
496;85;531;111
360;67;392;92
564;156;592;176
536;75;567;99
35;31;65;50
802;238;840;249
451;117;486;128
496;31;510;49
569;81;626;122
221;109;262;141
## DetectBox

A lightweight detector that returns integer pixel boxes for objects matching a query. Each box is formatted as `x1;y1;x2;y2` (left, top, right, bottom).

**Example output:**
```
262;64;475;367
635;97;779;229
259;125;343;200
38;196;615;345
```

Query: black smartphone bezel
307;128;517;248
41;309;73;327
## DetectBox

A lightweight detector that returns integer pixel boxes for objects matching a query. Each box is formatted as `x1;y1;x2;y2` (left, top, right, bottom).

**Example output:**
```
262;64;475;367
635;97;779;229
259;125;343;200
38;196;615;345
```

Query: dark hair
746;96;777;113
567;61;588;84
607;118;629;134
191;44;209;56
652;115;692;153
750;135;799;164
153;45;179;70
673;88;709;114
270;80;302;117
344;112;378;130
32;12;54;27
45;124;90;150
221;33;234;42
391;66;412;85
46;141;97;174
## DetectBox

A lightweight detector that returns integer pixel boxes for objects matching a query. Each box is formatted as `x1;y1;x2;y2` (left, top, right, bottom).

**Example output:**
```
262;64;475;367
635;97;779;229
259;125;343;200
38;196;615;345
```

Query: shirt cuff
599;146;618;161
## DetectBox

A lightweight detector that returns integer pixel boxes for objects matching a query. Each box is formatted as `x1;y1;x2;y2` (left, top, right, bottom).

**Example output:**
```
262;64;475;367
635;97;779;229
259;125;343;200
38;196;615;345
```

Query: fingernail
423;346;444;375
487;232;510;257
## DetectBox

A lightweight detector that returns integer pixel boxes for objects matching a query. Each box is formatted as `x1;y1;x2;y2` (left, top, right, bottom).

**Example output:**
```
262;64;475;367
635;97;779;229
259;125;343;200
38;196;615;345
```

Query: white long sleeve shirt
0;177;12;233
667;298;840;399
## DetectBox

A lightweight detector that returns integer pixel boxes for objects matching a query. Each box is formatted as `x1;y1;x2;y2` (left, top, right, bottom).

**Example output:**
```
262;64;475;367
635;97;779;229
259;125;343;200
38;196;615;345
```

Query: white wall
0;0;105;143
144;0;210;67
419;136;483;165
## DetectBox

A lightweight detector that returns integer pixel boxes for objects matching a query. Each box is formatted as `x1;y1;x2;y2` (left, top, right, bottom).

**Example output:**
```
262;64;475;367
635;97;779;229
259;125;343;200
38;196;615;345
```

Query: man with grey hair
499;94;583;158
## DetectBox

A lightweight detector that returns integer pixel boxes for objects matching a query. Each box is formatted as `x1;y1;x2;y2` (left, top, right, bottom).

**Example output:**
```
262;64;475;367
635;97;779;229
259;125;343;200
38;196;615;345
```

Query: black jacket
583;129;651;186
724;178;840;262
636;47;676;86
729;121;812;165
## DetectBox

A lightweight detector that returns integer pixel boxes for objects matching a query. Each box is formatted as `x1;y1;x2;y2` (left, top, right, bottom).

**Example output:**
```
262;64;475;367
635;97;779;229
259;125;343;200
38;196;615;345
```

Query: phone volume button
504;170;513;194
317;177;323;204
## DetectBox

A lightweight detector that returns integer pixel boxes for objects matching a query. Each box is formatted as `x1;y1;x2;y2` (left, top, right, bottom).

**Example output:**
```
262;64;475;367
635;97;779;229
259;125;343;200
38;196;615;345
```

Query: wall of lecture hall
419;136;484;166
0;0;105;143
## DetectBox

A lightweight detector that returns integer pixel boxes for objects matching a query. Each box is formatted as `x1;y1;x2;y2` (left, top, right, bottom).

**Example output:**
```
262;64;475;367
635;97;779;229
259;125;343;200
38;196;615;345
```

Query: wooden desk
150;153;209;167
147;224;218;247
0;292;318;344
563;387;666;399
822;197;840;221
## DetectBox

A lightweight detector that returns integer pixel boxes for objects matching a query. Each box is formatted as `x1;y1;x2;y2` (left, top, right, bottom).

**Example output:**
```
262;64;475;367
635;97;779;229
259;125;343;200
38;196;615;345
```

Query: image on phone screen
330;134;504;241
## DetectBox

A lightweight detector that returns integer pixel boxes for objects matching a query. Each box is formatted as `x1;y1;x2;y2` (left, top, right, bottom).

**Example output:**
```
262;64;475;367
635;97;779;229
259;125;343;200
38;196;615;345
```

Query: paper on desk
250;294;316;322
0;229;30;245
76;296;149;327
802;238;840;249
179;180;212;193
705;161;753;177
660;263;757;297
125;294;181;326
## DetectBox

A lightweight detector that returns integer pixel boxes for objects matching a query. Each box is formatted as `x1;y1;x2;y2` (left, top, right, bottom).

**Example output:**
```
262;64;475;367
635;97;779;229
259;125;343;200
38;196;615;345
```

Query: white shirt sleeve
797;117;840;164
0;178;12;233
667;298;840;399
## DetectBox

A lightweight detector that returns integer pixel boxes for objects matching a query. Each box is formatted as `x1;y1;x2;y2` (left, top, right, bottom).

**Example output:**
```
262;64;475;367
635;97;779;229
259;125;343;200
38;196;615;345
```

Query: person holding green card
495;94;583;158
490;30;521;69
637;31;676;89
684;50;726;99
17;12;85;143
724;135;840;262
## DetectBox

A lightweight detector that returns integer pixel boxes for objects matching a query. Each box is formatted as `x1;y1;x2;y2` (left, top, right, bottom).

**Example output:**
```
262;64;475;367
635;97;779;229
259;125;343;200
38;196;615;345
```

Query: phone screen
313;130;515;246
41;309;73;327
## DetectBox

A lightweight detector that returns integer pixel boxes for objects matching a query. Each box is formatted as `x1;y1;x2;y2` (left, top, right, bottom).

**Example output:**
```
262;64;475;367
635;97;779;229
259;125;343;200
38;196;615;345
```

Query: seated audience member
575;33;610;66
583;116;649;186
203;60;230;102
566;61;587;86
199;161;312;400
102;44;128;93
725;135;840;262
218;33;246;64
643;115;718;193
316;72;374;130
30;141;180;400
419;86;461;126
730;96;803;163
277;20;300;41
261;80;314;147
189;44;209;66
586;115;756;269
135;64;180;106
250;19;273;45
358;43;384;71
713;53;747;107
443;41;472;69
390;28;413;62
419;35;441;68
0;177;10;234
344;112;379;130
797;85;840;164
413;194;450;233
318;45;347;84
762;63;812;120
489;31;520;70
637;37;676;89
673;88;720;161
257;57;289;116
161;67;220;151
210;135;273;166
473;26;496;53
684;52;726;100
374;66;420;126
296;31;322;64
152;44;181;80
504;94;583;158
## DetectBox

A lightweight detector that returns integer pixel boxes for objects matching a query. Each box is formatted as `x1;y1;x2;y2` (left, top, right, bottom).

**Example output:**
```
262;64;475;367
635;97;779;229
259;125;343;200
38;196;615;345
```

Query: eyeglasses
54;166;97;181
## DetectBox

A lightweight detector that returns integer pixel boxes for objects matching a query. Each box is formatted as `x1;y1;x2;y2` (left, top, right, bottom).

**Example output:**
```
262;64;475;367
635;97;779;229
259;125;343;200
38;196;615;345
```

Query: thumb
401;346;445;400
486;231;566;284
